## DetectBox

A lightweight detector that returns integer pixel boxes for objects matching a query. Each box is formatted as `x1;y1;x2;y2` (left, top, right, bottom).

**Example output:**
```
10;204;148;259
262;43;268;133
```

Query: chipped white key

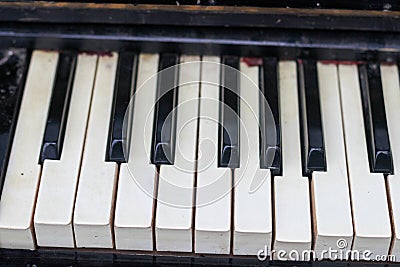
156;56;200;252
233;61;272;255
114;54;159;250
195;56;231;254
312;63;353;258
34;54;97;248
73;53;118;248
338;64;391;256
381;64;400;259
273;61;312;260
0;51;58;249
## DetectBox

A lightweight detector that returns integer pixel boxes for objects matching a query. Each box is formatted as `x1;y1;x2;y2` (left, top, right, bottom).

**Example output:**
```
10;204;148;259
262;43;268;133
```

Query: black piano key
0;49;29;194
259;58;281;175
219;56;240;168
359;63;393;174
106;52;137;163
39;53;76;163
298;60;326;175
150;54;179;165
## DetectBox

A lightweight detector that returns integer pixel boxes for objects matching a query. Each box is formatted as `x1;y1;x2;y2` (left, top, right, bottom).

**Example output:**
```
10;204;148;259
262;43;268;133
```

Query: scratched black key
359;63;393;174
219;56;240;168
106;52;137;163
297;60;326;175
0;49;29;194
259;58;281;175
150;54;179;165
39;53;76;163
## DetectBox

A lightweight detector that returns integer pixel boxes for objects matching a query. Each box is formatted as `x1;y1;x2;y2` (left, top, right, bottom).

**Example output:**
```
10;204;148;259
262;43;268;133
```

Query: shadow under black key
359;62;393;174
39;53;76;163
298;60;326;175
219;56;240;168
151;54;179;165
259;57;281;175
106;52;138;163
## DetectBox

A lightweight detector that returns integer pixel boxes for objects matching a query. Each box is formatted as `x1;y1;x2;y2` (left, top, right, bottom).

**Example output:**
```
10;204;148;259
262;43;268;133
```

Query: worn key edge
0;49;30;195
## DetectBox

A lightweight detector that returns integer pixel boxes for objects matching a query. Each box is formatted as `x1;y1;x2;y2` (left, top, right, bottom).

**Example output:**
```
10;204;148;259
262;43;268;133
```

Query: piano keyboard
0;50;399;261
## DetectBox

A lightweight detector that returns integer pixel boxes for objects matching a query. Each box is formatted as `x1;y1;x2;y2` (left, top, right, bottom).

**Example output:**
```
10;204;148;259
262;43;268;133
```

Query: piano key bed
1;48;400;267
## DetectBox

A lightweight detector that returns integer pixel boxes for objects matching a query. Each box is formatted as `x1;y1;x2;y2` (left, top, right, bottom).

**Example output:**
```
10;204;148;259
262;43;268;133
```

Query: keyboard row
0;51;399;260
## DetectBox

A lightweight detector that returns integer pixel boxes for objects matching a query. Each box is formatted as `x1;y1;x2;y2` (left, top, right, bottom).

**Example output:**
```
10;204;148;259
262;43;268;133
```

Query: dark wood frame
1;2;400;32
0;2;399;61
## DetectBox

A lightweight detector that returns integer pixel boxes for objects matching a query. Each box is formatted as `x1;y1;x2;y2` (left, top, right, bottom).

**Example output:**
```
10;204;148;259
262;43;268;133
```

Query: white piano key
338;64;391;256
195;56;231;254
114;54;159;251
0;51;58;249
273;61;312;259
33;54;98;248
155;56;200;252
312;63;353;258
380;64;400;259
73;53;118;248
233;61;272;255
